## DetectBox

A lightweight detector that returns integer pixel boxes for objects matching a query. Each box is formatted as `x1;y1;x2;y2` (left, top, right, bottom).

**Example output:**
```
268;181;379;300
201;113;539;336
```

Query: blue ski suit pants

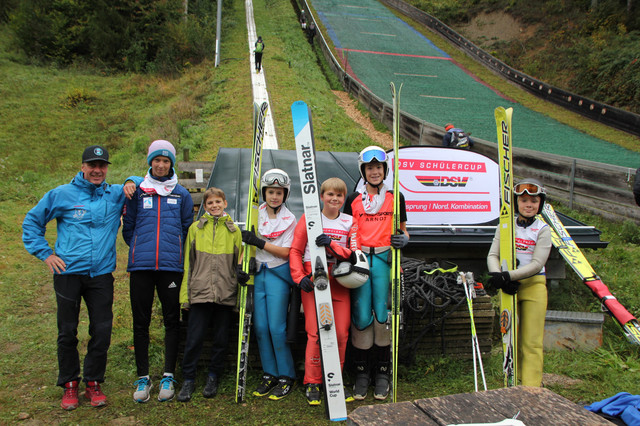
253;262;296;379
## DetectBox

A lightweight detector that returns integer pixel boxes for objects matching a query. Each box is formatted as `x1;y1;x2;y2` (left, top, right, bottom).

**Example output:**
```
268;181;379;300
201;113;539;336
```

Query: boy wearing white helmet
344;146;409;401
241;169;298;400
487;178;551;387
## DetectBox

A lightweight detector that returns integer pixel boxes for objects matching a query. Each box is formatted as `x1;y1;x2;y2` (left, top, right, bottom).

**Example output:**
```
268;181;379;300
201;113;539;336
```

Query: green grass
2;0;640;423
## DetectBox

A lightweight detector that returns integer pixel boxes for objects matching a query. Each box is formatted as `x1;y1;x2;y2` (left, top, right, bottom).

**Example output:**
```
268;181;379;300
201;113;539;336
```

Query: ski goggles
514;182;544;196
360;148;388;163
263;171;290;186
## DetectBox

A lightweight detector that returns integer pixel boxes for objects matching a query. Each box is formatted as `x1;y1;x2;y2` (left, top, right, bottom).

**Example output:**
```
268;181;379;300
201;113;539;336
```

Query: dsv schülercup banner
358;146;500;226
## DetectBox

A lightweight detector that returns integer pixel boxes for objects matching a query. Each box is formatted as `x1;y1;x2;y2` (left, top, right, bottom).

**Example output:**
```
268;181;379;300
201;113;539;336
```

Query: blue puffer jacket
122;182;194;272
22;172;140;277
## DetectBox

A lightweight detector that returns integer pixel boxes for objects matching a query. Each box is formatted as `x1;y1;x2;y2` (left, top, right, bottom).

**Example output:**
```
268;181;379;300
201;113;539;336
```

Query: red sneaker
84;381;107;407
61;381;79;410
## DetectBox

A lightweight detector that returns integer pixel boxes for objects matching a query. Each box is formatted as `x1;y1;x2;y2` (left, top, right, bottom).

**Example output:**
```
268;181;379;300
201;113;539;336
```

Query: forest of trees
1;0;226;73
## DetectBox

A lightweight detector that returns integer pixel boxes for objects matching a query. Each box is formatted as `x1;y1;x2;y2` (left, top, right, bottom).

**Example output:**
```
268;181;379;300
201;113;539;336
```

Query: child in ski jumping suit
122;140;193;403
487;178;551;387
176;187;249;402
343;146;408;401
289;178;356;406
241;169;298;400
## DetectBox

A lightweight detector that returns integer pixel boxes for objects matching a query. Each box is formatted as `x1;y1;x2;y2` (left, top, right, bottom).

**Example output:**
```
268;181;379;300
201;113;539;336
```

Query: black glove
242;229;266;250
390;230;409;249
237;265;250;286
315;233;332;247
501;280;521;295
298;276;314;293
488;271;510;290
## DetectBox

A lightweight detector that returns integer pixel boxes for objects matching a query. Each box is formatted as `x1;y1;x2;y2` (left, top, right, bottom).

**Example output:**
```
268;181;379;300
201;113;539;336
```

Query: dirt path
333;90;392;149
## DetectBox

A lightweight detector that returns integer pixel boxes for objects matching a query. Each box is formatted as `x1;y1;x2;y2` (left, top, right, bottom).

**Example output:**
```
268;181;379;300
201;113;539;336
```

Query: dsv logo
417;176;469;187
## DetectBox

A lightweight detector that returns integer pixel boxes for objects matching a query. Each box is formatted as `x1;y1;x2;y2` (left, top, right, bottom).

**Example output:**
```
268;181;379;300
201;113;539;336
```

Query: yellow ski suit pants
517;274;547;387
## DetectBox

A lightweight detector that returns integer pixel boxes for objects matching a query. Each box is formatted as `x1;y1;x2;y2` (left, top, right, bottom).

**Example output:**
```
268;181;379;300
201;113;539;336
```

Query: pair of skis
540;203;640;345
235;101;268;403
495;106;517;387
292;100;347;422
389;82;403;403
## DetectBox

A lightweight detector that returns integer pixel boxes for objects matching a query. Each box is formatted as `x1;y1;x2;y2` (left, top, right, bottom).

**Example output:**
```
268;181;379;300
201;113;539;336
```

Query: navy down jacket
122;185;194;272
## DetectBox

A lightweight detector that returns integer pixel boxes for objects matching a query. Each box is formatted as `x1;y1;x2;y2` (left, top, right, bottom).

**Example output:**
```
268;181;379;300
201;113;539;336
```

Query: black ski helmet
514;178;546;214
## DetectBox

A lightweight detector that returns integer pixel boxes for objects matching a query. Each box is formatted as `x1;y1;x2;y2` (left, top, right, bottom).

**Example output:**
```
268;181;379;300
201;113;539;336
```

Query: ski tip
291;100;307;110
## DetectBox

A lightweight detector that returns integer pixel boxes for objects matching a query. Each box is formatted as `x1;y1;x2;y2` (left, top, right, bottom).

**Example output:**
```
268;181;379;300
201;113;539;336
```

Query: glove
237;265;250;286
298;276;314;293
501;280;521;295
390;230;409;249
315;233;332;247
488;271;510;290
242;229;266;250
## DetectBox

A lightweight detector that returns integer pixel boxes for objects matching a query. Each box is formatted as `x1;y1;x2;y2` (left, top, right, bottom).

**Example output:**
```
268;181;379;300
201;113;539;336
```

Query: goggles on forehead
360;149;388;163
263;171;290;186
514;183;544;196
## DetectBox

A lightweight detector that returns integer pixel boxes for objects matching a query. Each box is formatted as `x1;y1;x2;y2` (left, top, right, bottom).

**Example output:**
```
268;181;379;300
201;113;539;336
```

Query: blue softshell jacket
22;172;141;277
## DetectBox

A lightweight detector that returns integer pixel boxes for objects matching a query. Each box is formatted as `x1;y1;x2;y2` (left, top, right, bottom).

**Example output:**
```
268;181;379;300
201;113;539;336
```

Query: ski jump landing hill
296;0;640;222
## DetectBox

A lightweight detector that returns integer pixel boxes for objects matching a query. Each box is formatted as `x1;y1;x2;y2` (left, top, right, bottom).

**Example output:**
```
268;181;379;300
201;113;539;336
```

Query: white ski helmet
332;250;369;289
261;168;291;202
358;146;390;182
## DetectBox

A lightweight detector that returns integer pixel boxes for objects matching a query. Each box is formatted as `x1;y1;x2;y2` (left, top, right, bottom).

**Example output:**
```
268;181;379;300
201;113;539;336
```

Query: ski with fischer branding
389;81;403;403
291;100;347;421
541;203;640;345
495;106;517;387
235;101;268;403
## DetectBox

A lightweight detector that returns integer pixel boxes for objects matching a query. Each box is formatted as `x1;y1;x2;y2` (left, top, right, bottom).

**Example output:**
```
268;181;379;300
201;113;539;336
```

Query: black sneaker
373;373;389;400
305;383;321;406
177;380;195;402
353;373;370;400
252;374;278;397
268;377;295;400
203;375;218;398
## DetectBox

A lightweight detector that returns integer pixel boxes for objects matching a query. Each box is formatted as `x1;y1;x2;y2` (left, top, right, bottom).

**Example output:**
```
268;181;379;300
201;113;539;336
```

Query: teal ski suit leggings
351;251;391;330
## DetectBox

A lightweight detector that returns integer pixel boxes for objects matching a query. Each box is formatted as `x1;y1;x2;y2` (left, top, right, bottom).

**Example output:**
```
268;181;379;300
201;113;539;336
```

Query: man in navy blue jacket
22;145;139;410
122;140;193;403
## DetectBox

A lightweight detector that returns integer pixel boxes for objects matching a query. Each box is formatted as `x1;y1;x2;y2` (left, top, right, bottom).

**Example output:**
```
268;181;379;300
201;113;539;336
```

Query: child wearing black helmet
487;178;552;387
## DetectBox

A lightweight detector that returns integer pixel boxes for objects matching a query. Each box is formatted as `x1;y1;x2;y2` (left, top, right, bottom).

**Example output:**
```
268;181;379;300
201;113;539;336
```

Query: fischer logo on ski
495;106;517;387
235;101;268;403
291;100;347;422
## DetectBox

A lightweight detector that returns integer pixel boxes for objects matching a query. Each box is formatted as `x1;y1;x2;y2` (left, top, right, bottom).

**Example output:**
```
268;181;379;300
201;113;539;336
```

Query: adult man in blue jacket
22;145;139;410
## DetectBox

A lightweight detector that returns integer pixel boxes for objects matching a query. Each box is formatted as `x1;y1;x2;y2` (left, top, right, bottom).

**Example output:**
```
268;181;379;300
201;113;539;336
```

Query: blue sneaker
158;376;177;402
133;377;152;403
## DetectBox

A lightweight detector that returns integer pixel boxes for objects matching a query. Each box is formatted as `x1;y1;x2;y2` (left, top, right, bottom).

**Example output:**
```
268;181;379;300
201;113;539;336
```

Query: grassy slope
1;0;640;424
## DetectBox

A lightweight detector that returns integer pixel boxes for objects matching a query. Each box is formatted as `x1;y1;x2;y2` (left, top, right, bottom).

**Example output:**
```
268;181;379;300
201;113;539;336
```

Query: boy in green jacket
176;187;249;402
